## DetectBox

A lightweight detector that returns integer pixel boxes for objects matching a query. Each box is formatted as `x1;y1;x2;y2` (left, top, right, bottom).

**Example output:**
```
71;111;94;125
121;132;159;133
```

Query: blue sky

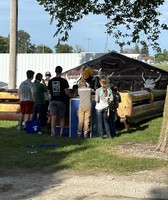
0;0;168;55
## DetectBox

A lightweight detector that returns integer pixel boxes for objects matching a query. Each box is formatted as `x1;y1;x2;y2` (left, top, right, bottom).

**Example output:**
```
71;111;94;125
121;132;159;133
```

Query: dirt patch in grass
114;142;168;160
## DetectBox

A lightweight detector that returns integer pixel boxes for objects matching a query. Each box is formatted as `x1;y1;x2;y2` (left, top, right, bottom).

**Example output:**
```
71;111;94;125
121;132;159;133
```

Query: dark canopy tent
63;53;168;91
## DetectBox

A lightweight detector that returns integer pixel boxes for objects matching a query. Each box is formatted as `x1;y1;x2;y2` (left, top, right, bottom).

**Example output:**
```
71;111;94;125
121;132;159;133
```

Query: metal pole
9;0;18;89
87;38;91;52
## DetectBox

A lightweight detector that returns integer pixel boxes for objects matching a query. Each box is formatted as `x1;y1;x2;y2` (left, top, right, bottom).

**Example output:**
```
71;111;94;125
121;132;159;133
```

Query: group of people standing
78;74;120;139
17;70;52;133
17;66;76;136
17;65;120;139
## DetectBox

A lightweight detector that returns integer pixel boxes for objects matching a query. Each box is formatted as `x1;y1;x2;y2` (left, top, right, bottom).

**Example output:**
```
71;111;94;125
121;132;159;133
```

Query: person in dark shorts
48;66;72;136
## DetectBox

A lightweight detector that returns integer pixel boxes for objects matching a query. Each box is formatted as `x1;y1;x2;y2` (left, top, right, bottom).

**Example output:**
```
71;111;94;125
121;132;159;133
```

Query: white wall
121;53;142;61
0;52;104;88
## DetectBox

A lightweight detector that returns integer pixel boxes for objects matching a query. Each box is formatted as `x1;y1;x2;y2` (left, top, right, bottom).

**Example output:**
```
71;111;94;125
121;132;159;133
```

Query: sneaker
51;131;55;137
77;131;82;138
84;131;88;138
38;131;42;135
17;125;22;131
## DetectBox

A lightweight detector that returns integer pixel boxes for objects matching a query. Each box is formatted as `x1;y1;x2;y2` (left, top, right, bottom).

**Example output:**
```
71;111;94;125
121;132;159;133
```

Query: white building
121;53;142;61
0;52;105;88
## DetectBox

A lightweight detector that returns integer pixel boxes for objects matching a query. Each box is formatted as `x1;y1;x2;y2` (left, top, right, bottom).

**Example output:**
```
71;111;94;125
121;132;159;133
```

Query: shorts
49;101;66;118
48;110;51;117
20;101;34;115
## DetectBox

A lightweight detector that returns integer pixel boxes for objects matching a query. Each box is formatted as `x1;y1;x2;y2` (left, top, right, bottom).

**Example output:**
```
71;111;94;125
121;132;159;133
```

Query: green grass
0;118;167;174
154;64;168;71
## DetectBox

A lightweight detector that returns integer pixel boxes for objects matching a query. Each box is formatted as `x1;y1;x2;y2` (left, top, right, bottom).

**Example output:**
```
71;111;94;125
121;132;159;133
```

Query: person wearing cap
44;71;51;84
48;66;72;137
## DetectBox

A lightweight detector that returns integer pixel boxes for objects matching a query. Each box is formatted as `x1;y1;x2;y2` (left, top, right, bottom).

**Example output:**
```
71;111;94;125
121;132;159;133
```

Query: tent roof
63;52;168;76
62;52;168;91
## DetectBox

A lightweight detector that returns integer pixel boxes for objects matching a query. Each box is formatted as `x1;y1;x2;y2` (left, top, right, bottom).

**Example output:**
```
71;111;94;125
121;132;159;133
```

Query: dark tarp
62;52;168;91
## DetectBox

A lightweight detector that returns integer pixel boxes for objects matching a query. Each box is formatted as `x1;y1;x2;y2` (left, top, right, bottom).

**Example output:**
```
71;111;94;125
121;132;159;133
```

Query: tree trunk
155;86;168;154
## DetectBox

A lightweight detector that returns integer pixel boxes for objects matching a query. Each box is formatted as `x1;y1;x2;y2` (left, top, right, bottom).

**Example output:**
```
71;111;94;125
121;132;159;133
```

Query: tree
35;45;53;53
54;43;73;53
155;86;168;153
134;44;140;54
119;44;140;54
37;0;168;154
141;45;149;56
0;36;9;53
155;53;166;62
155;49;168;62
28;43;36;53
73;45;85;53
37;0;168;52
17;30;32;53
120;47;125;53
108;50;118;53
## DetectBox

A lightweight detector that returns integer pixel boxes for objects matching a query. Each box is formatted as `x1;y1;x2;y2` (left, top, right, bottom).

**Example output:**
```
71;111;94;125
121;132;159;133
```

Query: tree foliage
54;43;73;53
73;45;85;53
37;0;168;52
119;44;141;54
140;45;149;56
35;45;53;53
0;30;53;54
155;49;168;62
17;30;32;53
0;36;9;53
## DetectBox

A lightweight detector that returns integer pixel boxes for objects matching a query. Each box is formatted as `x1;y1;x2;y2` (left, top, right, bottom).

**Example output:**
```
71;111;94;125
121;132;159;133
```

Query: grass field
154;63;168;71
0;117;167;174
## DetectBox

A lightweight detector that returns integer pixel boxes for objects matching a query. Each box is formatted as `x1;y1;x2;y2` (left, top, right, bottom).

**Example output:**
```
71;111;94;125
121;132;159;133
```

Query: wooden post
9;0;18;89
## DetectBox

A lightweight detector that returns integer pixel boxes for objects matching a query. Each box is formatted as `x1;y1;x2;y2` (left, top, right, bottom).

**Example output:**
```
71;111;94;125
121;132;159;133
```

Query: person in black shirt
48;66;72;136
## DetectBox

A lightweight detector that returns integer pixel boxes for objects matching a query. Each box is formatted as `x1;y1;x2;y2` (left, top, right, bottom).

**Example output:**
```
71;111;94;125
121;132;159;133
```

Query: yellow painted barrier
118;89;166;125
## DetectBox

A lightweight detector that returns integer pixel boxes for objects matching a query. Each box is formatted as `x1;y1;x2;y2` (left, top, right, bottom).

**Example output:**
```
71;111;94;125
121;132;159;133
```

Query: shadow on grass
0;120;96;199
0;120;167;200
117;124;149;136
0;121;94;169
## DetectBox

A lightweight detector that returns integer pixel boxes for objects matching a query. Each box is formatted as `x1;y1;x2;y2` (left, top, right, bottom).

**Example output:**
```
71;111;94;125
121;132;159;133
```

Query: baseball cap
55;66;63;73
45;71;51;77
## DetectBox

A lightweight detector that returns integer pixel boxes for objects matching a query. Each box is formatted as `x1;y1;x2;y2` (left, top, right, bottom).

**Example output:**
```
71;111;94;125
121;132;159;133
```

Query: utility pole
87;38;91;52
9;0;18;89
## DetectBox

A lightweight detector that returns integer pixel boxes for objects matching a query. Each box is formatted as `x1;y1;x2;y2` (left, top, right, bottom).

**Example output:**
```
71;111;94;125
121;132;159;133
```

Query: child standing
95;76;113;139
77;79;92;138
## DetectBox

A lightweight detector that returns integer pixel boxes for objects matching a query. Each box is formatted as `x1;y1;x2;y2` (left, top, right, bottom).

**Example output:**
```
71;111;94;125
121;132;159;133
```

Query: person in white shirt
95;76;113;139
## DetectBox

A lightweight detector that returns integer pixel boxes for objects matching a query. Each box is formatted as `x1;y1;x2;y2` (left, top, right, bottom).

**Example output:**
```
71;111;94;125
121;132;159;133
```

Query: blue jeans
96;108;111;138
109;109;116;137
